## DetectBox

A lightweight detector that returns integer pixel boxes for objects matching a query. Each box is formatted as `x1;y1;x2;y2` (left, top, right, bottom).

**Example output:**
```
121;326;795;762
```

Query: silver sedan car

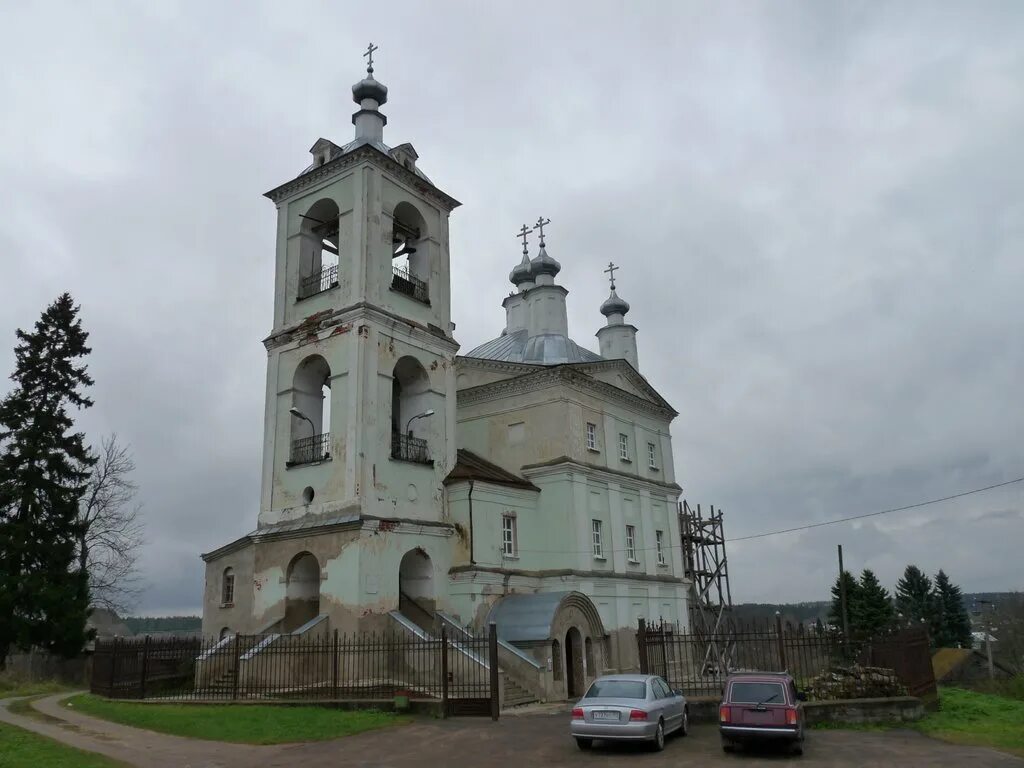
570;674;689;751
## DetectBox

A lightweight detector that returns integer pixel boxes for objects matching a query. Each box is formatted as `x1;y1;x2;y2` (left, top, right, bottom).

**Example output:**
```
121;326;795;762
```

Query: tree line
828;564;973;647
0;294;142;665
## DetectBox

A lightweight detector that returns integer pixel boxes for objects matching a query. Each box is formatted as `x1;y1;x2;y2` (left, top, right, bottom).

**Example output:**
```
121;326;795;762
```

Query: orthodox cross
364;42;379;74
534;216;551;246
604;261;619;290
515;224;532;255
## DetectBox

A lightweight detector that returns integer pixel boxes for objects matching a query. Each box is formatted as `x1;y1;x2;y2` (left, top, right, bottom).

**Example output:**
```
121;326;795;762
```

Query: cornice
521;455;683;494
264;144;461;211
264;301;460;354
456;365;675;420
448;563;687;585
455;356;543;377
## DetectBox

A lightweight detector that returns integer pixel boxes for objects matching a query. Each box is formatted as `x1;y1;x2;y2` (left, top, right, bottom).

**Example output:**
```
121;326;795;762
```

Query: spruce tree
933;570;973;648
895;564;935;624
828;570;861;635
0;294;95;662
856;569;895;638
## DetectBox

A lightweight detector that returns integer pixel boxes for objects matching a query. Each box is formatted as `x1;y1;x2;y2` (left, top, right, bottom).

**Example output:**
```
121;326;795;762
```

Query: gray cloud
1;1;1022;613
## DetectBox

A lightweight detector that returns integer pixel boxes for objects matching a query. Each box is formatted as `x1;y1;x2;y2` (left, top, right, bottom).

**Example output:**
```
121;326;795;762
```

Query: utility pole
838;545;850;640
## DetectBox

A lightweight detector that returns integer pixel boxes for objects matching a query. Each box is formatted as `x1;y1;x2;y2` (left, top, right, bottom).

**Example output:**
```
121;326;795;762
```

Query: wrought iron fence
298;265;339;300
289;433;330;466
391;432;430;464
637;618;935;701
91;625;499;718
391;265;429;304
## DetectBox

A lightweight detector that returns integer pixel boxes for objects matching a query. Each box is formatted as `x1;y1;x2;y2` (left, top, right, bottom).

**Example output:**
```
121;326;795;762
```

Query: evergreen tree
933;570;973;648
0;294;95;662
856;569;895;638
828;570;861;635
895;564;935;625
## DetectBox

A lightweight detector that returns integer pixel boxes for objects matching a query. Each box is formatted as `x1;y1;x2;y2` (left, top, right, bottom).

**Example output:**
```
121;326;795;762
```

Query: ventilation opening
302;487;314;505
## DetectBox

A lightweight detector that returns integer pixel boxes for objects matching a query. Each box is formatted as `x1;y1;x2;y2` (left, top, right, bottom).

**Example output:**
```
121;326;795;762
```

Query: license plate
593;711;620;721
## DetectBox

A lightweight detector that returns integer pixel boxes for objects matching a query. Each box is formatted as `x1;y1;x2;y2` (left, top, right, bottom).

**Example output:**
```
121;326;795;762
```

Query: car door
655;677;681;729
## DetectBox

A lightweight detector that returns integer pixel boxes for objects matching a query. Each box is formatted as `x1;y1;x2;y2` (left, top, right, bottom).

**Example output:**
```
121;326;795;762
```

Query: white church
201;53;690;701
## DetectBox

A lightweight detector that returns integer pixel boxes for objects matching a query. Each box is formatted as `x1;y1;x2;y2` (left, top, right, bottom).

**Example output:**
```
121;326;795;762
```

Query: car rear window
729;681;786;705
585;680;647;699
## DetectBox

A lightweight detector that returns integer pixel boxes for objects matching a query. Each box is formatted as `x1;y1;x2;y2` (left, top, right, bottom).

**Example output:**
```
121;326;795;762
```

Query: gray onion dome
530;245;561;278
600;288;630;317
509;252;534;286
352;74;388;105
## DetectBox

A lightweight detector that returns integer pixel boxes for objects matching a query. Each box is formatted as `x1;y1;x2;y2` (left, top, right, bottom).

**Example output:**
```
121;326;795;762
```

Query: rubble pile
806;665;907;700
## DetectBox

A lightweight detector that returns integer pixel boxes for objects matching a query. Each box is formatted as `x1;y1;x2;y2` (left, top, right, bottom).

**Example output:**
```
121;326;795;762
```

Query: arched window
390;356;432;464
289;355;331;465
390;202;429;304
221;568;235;606
298;198;340;300
219;626;232;640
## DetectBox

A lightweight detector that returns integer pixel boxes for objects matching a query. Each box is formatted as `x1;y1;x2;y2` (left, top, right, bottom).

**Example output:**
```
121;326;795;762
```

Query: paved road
2;694;1021;768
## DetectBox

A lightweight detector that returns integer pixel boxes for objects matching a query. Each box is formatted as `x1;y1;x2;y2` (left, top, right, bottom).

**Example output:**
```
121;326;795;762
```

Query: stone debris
806;664;907;700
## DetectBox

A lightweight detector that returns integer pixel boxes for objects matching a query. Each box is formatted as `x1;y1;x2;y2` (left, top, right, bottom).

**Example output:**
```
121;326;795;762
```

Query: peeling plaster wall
201;543;255;637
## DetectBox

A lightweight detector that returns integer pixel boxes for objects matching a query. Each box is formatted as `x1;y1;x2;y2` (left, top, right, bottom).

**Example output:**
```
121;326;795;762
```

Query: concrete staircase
502;674;538;708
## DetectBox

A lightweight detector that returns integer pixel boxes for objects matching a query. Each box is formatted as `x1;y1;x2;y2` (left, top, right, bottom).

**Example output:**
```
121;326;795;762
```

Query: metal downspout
468;479;476;565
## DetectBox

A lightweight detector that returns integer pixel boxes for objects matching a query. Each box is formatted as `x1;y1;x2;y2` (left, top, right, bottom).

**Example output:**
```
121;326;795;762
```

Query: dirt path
2;693;1022;768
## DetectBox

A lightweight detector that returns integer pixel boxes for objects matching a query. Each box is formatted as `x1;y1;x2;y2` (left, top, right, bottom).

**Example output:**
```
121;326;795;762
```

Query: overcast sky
1;1;1022;615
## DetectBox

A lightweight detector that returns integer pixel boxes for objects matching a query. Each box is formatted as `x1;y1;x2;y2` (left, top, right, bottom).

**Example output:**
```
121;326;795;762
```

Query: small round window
302;486;314;505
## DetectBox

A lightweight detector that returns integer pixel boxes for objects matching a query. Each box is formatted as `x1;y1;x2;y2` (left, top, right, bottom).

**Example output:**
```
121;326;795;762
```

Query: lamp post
405;409;435;436
289;406;316;436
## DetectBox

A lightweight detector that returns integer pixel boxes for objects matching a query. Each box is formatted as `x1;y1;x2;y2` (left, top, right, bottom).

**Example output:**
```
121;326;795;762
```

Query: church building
200;52;689;701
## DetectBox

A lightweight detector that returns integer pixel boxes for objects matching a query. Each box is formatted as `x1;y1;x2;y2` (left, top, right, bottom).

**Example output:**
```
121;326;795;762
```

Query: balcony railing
298;265;339;300
289;433;331;466
391;265;429;304
391;432;431;465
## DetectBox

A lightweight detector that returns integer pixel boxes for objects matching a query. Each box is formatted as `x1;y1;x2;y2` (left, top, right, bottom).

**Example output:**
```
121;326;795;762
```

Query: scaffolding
679;500;736;674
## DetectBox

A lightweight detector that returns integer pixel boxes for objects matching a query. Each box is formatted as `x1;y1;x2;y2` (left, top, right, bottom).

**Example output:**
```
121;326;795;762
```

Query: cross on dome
363;42;379;74
533;216;550;246
516;224;532;255
604;261;619;290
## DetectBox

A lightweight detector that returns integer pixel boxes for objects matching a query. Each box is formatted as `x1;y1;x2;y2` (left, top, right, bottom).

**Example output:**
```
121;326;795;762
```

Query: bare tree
78;435;144;613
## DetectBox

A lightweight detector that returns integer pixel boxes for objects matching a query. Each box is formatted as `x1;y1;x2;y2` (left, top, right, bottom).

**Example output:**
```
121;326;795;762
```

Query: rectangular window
648;441;657;469
625;524;637;562
619;433;629;461
592;519;604;558
502;514;517;557
655;530;666;565
586;422;597;451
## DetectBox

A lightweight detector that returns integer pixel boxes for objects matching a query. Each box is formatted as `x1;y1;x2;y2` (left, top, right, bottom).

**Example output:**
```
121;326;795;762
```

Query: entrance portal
285;552;320;631
398;548;435;629
565;627;584;698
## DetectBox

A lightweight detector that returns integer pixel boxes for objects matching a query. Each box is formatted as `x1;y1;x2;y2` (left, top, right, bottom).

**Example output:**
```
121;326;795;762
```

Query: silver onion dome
352;74;388;105
509;252;534;286
530;245;561;278
600;288;630;317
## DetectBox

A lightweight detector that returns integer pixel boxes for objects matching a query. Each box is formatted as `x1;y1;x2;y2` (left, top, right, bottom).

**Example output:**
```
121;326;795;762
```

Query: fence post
488;622;499;721
775;613;788;672
139;635;151;699
232;633;241;700
440;624;449;719
659;622;669;680
637;618;648;674
109;637;119;697
332;629;339;699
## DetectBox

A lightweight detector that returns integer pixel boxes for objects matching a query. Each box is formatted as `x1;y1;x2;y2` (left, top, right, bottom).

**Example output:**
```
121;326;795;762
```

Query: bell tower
257;50;461;531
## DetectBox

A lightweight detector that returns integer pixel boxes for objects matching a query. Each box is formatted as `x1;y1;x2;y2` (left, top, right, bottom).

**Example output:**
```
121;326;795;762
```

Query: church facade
200;57;688;700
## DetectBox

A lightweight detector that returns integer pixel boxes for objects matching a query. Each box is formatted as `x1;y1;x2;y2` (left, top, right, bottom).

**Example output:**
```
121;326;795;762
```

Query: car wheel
651;721;665;751
721;735;735;753
790;739;804;756
575;737;593;751
679;708;688;737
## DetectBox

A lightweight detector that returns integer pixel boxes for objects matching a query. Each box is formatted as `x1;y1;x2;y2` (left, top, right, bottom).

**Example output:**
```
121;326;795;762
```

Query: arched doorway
398;548;435;623
285;552;320;631
565;627;584;698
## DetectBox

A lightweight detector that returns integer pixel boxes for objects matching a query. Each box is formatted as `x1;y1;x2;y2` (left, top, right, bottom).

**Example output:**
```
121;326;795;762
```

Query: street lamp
405;409;435;436
289;406;316;436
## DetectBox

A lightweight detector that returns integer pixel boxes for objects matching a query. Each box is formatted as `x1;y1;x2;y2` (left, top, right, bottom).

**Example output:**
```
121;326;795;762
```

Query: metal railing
391;432;430;464
637;618;934;701
391;265;429;304
289;433;330;466
90;625;500;719
298;265;339;300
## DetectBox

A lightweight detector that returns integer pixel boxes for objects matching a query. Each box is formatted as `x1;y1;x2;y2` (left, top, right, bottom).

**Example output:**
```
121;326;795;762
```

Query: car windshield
729;681;786;705
584;680;647;699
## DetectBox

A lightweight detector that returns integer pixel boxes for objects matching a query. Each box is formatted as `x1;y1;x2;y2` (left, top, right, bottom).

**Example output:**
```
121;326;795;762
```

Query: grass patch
915;686;1024;758
0;721;128;767
0;677;73;699
63;694;411;744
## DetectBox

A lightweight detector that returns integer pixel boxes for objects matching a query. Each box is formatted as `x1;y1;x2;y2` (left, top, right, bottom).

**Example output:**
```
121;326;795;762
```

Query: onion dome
600;287;630;317
352;73;388;105
509;251;534;286
530;244;561;278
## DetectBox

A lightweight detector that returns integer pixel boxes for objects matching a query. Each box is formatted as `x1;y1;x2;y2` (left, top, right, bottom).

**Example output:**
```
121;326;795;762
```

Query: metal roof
466;329;604;366
487;591;572;643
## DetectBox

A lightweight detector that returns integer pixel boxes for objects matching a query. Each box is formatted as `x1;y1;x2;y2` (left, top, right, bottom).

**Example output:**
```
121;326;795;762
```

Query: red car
719;672;806;755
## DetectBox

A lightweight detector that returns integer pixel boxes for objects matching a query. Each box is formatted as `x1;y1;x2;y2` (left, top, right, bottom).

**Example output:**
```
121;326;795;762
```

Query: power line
731;476;1024;543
